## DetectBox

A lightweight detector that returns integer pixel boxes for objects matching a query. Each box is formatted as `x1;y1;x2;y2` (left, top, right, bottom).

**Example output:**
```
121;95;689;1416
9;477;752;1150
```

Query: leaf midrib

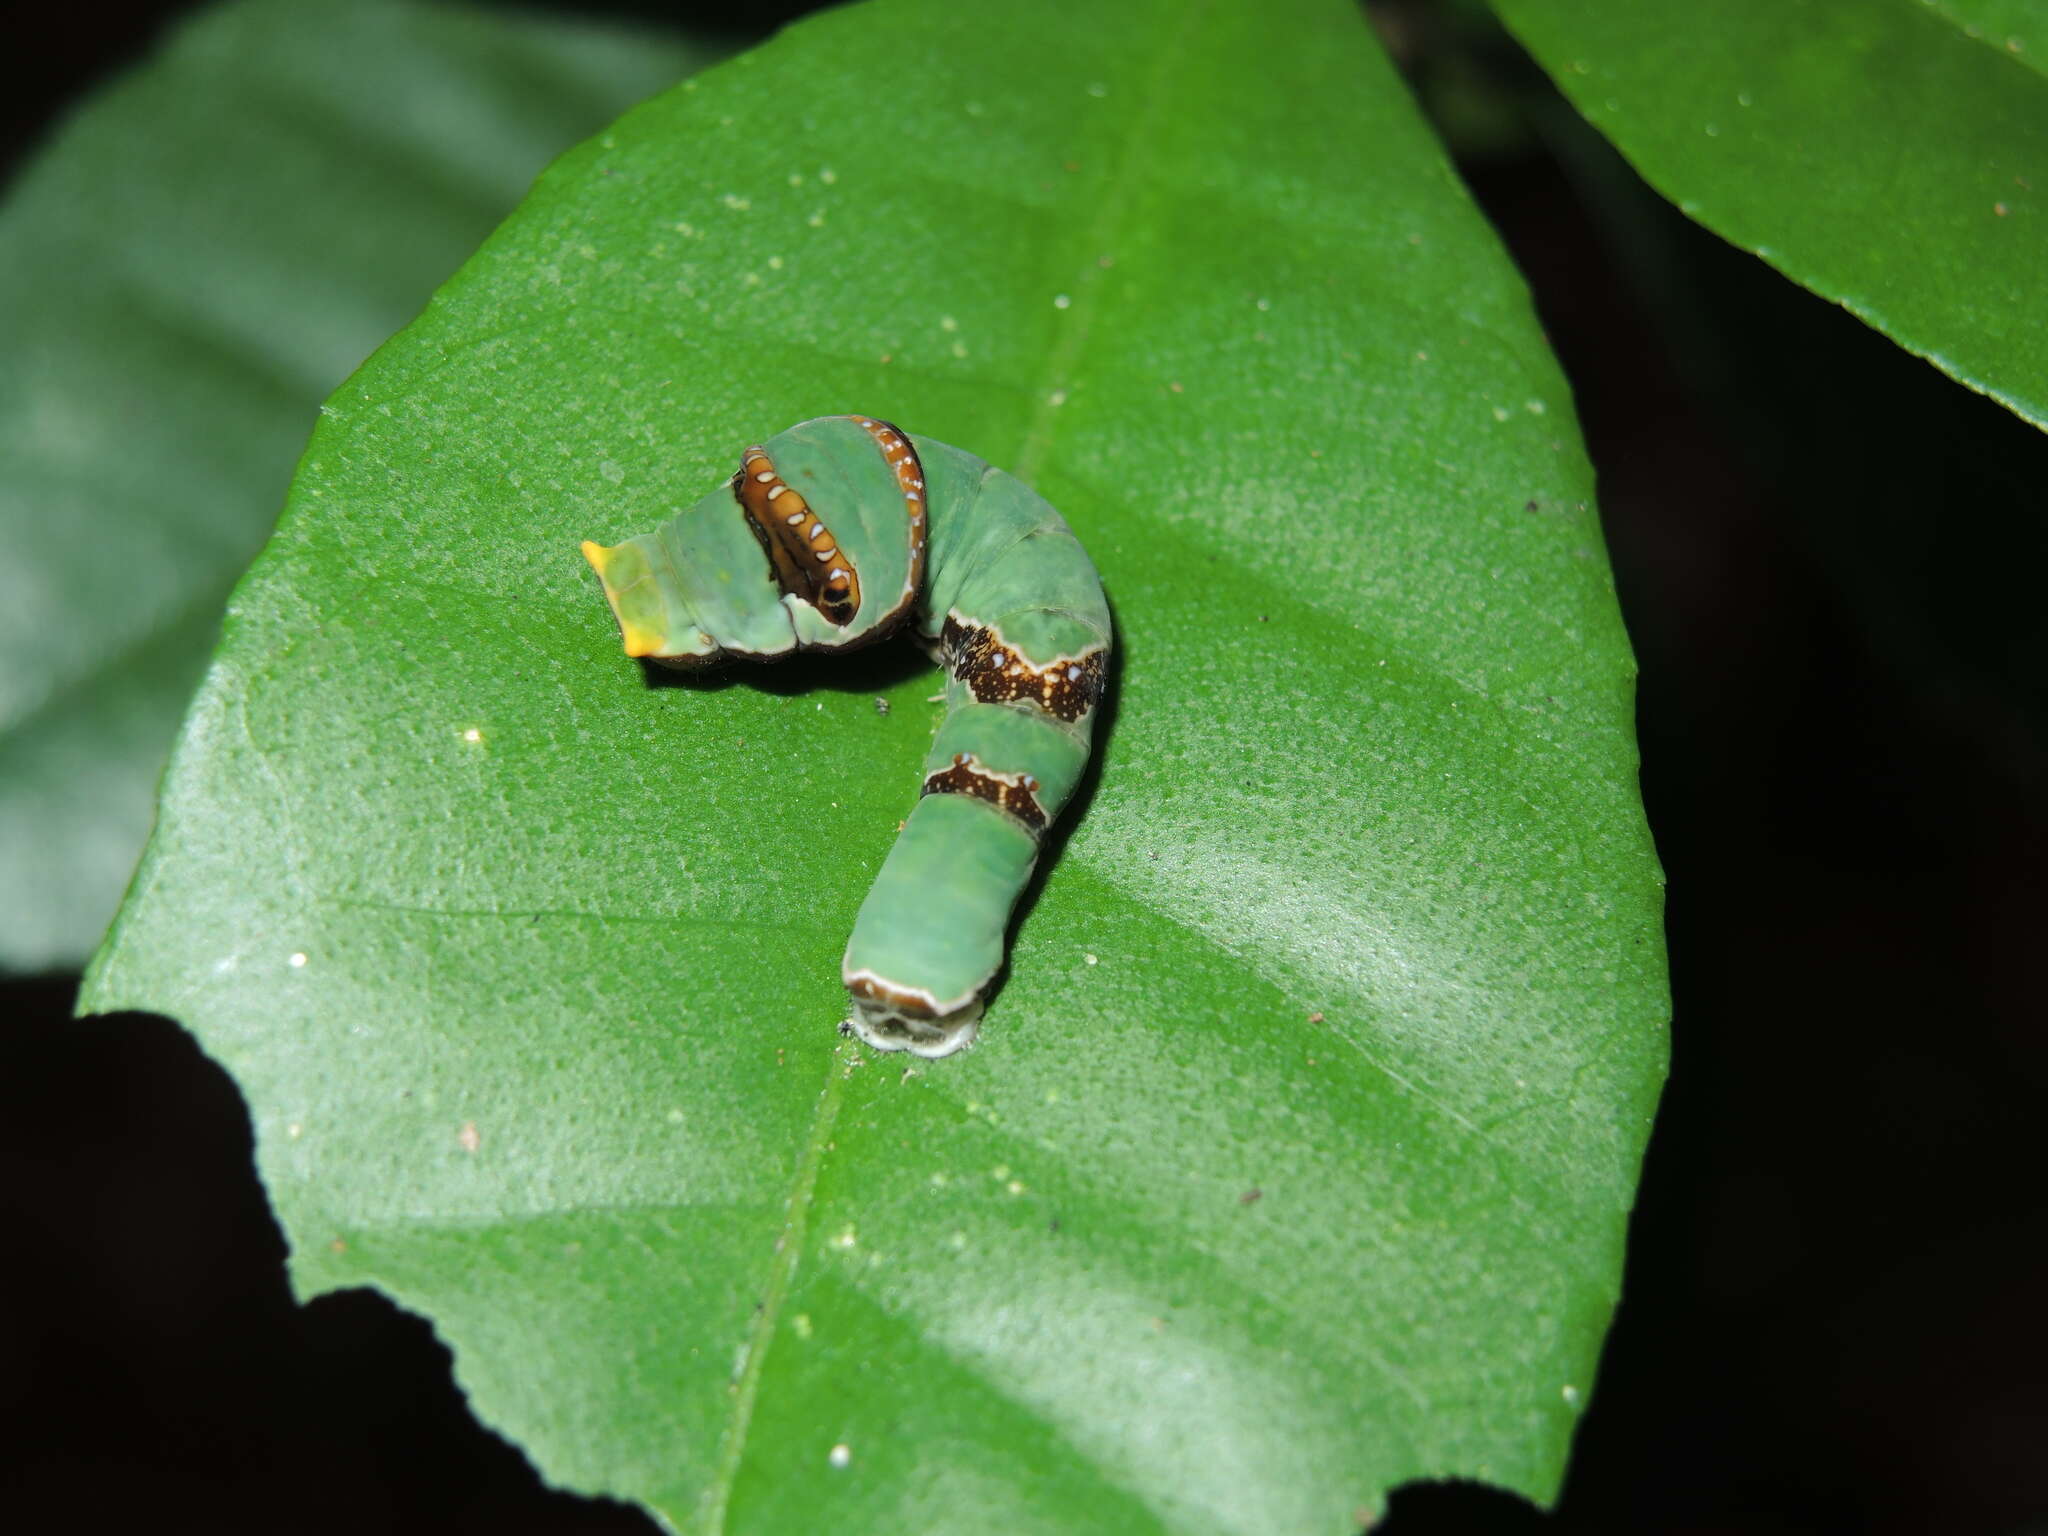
1011;0;1213;485
700;1043;850;1534
698;7;1214;1523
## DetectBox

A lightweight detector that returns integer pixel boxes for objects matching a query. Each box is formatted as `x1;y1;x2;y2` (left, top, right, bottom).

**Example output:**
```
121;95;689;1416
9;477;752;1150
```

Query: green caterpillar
582;415;1111;1058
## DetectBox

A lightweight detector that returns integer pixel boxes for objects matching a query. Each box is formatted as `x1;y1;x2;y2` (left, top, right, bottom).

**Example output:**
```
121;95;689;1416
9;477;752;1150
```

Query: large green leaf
82;0;1667;1526
1488;0;2048;430
0;0;710;971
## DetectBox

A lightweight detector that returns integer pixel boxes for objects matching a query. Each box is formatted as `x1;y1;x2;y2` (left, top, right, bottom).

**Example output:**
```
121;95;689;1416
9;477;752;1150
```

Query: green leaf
0;0;712;971
83;0;1668;1526
1487;0;2048;430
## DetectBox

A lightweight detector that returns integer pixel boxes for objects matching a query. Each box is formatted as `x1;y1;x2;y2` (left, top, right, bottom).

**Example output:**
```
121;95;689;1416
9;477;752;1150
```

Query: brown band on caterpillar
848;415;927;611
921;752;1048;831
845;970;943;1019
940;614;1107;722
734;445;860;626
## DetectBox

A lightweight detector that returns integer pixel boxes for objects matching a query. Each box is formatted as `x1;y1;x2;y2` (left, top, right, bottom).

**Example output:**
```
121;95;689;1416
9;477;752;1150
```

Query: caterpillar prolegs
581;415;1111;1059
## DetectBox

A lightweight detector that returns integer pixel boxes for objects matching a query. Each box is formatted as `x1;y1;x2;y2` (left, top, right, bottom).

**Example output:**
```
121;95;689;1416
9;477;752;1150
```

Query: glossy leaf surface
83;0;1668;1527
1490;0;2048;429
0;0;707;969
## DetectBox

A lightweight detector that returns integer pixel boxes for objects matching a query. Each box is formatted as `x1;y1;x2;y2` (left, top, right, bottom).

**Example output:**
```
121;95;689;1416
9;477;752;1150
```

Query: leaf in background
1487;0;2048;430
0;0;711;971
1931;1;2045;62
83;0;1667;1527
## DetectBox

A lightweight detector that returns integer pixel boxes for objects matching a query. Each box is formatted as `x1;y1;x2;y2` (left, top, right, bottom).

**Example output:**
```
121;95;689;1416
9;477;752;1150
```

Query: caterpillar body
581;415;1111;1058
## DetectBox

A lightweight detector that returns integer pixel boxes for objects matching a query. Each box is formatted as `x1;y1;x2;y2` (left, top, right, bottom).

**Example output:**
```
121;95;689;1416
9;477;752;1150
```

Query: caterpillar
581;415;1111;1058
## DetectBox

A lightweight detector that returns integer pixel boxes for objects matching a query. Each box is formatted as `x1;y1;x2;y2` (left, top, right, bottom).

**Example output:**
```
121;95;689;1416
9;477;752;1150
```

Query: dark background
4;2;2043;1531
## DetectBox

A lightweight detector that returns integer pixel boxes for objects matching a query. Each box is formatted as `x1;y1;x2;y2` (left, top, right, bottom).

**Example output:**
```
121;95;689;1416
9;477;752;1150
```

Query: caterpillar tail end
842;991;983;1060
580;538;669;660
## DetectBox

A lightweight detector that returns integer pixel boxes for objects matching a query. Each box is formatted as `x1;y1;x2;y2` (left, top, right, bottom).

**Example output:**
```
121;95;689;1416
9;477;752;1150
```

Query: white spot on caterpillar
811;524;831;541
785;512;803;525
814;548;836;561
755;471;775;482
768;485;786;500
1066;665;1081;680
829;568;849;580
828;1444;851;1469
